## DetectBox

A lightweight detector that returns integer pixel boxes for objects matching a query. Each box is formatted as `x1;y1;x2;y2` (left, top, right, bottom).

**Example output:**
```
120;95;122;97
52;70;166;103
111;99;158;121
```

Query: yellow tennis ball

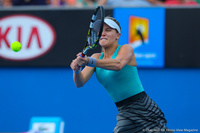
11;41;21;52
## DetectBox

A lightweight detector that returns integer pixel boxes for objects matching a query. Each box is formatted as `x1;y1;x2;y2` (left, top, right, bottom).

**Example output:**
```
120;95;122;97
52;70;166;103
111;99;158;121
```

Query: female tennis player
70;16;171;133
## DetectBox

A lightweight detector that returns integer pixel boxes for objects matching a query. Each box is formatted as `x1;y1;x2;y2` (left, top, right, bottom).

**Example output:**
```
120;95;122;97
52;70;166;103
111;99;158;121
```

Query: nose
101;29;105;37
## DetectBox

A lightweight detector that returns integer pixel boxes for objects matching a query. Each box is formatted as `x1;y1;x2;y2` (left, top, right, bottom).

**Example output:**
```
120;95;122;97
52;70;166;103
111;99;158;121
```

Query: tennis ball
11;41;21;52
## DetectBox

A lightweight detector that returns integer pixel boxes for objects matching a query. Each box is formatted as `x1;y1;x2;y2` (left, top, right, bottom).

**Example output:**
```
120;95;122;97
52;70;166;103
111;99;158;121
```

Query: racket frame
81;6;105;57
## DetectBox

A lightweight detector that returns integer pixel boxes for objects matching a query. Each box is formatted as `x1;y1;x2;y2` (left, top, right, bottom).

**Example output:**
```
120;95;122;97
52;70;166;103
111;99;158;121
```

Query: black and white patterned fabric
113;92;172;133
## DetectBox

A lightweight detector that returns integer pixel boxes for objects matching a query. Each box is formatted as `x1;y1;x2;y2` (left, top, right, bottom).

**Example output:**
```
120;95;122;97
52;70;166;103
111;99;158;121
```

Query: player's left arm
96;44;134;71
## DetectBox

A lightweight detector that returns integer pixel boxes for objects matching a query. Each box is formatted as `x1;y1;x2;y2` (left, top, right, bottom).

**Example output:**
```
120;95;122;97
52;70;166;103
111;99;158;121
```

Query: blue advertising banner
114;8;165;68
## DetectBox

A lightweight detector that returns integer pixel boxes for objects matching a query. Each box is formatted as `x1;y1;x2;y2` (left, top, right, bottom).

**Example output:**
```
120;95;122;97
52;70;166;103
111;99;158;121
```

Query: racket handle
79;53;85;72
80;53;85;57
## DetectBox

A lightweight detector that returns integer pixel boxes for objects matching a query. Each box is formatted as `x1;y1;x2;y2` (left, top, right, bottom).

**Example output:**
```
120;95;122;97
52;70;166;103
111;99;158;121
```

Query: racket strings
82;6;104;55
90;9;102;47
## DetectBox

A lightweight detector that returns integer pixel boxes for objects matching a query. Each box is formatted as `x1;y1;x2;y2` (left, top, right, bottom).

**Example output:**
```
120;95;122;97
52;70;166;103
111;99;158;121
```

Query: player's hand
76;53;89;67
70;59;81;72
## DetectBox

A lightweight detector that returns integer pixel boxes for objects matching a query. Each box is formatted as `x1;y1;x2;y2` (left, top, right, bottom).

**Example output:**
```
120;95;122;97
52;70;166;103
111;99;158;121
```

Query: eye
106;28;112;32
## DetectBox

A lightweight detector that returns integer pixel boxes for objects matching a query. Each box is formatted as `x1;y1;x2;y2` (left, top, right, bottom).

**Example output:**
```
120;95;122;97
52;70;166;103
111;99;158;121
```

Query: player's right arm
70;53;100;88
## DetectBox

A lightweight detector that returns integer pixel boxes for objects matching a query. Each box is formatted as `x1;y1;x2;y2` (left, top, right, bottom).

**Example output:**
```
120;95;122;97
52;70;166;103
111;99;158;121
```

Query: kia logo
0;14;56;61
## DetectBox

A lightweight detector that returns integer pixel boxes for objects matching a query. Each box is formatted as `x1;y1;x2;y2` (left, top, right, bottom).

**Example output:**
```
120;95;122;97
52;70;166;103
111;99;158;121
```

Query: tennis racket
80;6;105;57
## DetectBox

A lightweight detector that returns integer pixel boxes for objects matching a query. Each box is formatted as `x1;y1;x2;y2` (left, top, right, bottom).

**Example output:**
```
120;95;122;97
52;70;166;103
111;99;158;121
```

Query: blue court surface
0;67;199;132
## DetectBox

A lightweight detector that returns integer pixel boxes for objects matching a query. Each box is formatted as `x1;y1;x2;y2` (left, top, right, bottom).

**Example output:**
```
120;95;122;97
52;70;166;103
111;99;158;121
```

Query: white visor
104;18;121;33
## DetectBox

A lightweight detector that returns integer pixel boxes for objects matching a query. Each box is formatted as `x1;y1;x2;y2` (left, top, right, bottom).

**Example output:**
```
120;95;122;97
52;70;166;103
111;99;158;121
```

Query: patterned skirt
113;91;172;133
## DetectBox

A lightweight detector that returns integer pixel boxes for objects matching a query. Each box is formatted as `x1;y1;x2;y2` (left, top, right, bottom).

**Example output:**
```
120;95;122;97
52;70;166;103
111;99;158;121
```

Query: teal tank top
95;45;144;102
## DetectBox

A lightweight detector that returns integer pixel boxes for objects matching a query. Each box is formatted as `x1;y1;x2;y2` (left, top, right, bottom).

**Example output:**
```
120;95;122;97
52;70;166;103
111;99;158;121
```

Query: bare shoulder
121;44;136;66
121;44;133;49
120;44;133;52
91;53;102;59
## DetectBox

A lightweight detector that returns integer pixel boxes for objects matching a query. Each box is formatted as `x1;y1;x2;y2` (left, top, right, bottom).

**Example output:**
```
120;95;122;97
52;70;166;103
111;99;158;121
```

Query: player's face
99;23;120;47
